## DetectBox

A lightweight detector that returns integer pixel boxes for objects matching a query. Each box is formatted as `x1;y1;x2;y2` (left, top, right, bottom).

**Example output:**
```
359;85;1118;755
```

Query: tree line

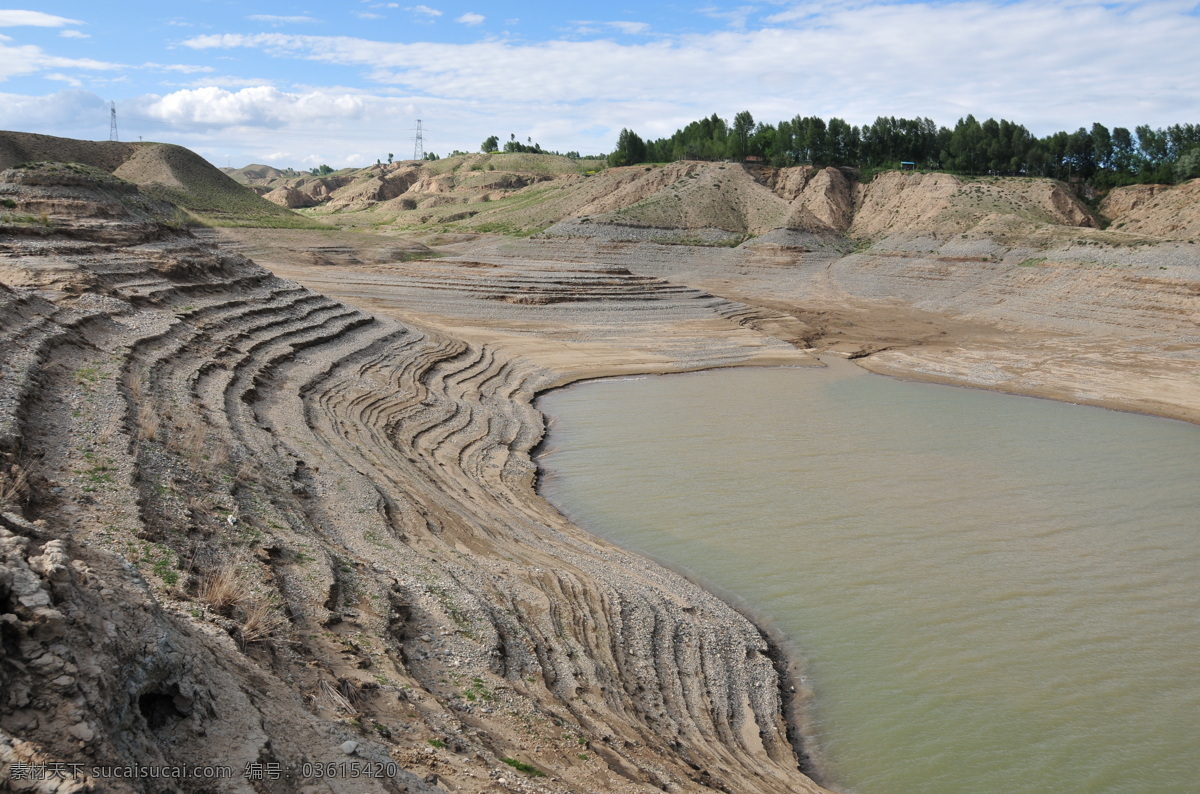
606;112;1200;186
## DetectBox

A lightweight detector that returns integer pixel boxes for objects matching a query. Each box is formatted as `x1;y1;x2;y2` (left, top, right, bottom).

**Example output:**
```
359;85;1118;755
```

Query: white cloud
0;10;83;27
0;89;109;138
43;72;82;87
246;15;319;25
357;12;385;20
183;75;279;89
142;62;216;74
59;29;90;39
570;20;652;36
456;12;485;26
607;21;650;35
0;40;122;82
12;1;1198;168
698;5;758;30
179;1;1200;138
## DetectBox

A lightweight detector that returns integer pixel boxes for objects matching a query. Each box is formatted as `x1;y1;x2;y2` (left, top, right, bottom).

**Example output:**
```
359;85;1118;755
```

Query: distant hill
0;131;320;227
221;163;302;186
240;151;1123;246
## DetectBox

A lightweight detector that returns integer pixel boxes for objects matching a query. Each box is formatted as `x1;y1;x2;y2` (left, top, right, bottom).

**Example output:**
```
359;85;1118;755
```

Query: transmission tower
109;101;118;142
413;119;424;160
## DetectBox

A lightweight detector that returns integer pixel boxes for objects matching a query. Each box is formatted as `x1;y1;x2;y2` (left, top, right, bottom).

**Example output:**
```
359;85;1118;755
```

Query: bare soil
2;143;1197;793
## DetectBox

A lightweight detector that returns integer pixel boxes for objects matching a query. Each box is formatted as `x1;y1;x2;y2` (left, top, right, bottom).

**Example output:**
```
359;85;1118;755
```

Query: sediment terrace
0;165;826;792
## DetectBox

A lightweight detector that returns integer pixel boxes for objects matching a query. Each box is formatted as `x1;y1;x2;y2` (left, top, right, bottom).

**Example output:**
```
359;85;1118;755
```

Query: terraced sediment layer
0;165;828;792
239;220;1199;428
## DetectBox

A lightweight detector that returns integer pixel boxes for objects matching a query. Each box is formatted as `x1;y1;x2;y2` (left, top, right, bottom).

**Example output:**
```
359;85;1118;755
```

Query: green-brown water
536;361;1200;793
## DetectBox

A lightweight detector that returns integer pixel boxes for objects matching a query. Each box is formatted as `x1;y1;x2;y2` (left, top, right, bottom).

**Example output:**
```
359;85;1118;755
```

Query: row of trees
607;113;1200;186
480;135;582;159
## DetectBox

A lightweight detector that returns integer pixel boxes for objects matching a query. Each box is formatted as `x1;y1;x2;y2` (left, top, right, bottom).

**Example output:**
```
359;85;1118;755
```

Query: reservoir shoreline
533;362;1200;793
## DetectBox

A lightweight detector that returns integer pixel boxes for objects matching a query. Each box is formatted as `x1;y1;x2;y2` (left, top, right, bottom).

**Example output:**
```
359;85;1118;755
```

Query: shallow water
536;361;1200;794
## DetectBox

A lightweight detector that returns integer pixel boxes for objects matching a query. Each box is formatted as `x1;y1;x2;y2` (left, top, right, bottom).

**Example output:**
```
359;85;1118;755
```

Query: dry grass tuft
135;402;160;442
319;679;355;714
234;456;260;485
0;462;29;506
239;598;288;645
96;411;123;447
198;564;249;615
197;561;288;645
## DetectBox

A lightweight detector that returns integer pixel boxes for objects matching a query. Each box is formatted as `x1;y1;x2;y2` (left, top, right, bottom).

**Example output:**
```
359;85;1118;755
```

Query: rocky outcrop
1098;183;1170;220
263;175;356;209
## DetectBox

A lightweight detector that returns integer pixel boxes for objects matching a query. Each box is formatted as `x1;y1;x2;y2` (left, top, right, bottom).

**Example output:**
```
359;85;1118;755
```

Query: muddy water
536;361;1200;794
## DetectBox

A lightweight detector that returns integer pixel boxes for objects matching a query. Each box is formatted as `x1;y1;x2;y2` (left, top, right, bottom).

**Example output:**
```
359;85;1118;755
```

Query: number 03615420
300;761;400;779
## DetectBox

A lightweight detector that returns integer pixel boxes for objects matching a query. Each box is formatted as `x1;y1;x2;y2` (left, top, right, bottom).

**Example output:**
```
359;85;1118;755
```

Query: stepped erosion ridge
0;128;1196;793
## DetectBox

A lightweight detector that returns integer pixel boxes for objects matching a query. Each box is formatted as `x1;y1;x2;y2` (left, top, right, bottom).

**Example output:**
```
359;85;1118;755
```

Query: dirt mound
222;163;293;185
1098;183;1170;220
850;171;1095;241
263;173;357;208
1102;179;1200;238
437;162;852;238
324;169;423;212
0;161;188;246
0;131;136;173
0;131;314;228
207;142;1111;246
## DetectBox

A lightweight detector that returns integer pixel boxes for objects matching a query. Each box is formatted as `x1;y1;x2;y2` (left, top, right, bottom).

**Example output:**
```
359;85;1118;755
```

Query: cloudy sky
1;1;1197;169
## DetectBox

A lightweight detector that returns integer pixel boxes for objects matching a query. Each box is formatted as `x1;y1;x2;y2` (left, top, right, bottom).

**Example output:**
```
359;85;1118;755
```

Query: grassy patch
467;221;545;237
501;758;545;777
462;677;495;702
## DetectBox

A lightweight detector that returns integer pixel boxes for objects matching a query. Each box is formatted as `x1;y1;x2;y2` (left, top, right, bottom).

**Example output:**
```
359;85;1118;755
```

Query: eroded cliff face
0;165;829;792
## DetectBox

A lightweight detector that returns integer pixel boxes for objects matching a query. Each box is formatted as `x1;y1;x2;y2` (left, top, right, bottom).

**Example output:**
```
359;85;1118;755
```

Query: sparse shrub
1;198;15;208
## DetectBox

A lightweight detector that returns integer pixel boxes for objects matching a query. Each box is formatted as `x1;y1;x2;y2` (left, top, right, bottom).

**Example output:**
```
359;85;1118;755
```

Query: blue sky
1;1;1198;168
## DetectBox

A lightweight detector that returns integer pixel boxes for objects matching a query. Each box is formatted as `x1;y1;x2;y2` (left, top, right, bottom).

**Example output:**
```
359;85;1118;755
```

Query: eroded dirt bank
0;166;829;792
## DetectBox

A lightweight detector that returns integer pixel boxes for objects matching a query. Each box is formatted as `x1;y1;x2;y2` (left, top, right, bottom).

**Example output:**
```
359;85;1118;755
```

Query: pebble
340;740;359;755
68;722;94;742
